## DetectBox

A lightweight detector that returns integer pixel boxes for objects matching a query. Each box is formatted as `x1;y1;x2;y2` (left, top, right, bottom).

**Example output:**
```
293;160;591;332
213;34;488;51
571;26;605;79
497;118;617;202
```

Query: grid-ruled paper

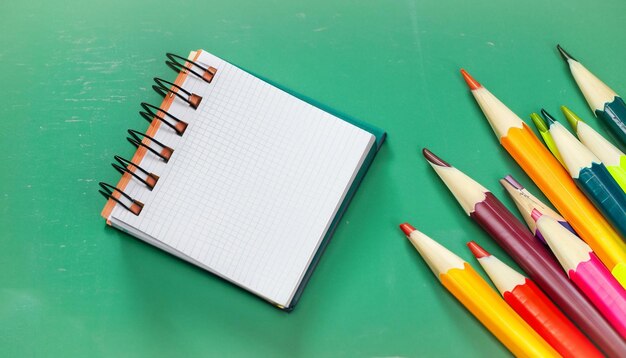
109;50;375;307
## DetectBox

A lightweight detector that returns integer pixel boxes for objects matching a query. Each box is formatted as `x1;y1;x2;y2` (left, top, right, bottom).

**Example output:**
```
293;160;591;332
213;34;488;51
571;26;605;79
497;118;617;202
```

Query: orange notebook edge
100;50;202;223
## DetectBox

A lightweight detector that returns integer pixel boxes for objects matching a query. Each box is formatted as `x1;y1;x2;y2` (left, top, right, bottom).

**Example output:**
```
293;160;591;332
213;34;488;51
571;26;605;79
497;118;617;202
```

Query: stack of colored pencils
400;46;626;356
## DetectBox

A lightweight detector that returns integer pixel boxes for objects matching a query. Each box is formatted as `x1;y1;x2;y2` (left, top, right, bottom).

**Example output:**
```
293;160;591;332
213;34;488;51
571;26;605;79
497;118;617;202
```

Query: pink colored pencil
535;210;626;340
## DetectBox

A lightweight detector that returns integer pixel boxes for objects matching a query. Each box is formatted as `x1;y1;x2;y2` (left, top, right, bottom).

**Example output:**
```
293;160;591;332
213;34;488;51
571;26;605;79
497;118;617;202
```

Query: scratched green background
2;0;626;356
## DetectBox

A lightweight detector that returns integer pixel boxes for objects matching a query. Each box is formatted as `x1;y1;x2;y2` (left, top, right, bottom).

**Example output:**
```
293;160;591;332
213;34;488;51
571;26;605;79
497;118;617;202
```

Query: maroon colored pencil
422;148;626;356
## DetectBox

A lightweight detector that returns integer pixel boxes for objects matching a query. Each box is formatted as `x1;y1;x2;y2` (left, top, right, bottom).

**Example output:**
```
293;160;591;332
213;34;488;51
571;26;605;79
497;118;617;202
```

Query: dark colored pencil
423;147;626;356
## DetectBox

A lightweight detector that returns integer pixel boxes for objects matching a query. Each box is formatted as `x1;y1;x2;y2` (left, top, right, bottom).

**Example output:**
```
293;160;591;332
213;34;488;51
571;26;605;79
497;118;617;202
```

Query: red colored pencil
422;147;626;356
467;241;602;358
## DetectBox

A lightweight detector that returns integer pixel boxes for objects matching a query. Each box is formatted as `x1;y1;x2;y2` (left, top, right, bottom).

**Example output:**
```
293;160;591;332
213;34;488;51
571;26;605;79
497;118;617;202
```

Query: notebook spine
99;51;218;218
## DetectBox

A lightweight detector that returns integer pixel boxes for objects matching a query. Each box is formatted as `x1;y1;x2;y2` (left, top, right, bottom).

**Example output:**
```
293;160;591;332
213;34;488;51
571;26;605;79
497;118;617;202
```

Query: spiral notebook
100;49;385;310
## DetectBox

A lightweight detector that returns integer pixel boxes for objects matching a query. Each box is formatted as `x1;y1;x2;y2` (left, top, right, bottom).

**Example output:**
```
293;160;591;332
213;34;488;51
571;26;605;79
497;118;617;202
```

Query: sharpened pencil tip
530;113;549;133
556;44;576;62
501;175;524;190
561;106;581;131
399;223;416;236
530;209;543;222
460;69;482;90
540;109;557;125
467;241;490;258
422;148;451;167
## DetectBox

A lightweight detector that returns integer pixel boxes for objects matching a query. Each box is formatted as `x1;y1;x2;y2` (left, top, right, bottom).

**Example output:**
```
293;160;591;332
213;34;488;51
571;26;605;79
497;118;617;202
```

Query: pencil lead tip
399;223;416;236
530;112;549;132
460;69;482;90
530;208;543;222
540;109;557;126
560;105;581;131
467;241;490;258
422;148;451;167
501;175;524;190
556;44;576;62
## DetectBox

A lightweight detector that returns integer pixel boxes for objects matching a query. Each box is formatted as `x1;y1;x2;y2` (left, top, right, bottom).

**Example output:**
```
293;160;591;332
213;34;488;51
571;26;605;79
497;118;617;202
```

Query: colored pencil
535;213;626;340
423;147;626;356
562;105;626;192
557;45;626;146
500;174;575;244
399;223;559;357
542;109;626;239
460;69;626;287
467;241;602;358
530;112;565;166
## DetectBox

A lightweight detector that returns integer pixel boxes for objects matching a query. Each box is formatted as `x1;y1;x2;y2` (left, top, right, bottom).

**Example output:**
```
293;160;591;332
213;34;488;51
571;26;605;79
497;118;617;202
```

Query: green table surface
3;0;626;356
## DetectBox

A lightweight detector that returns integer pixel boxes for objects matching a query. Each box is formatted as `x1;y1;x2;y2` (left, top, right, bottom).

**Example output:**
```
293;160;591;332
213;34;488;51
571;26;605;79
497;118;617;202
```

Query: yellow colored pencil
399;223;559;357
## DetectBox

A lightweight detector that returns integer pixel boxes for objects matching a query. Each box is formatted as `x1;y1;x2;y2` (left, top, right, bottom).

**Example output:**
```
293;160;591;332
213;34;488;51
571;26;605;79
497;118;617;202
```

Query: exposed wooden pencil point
460;69;482;90
556;45;576;62
422;148;451;167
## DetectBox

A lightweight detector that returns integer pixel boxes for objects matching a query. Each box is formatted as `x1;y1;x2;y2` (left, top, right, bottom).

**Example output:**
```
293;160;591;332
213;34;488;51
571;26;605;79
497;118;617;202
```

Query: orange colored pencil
461;69;626;288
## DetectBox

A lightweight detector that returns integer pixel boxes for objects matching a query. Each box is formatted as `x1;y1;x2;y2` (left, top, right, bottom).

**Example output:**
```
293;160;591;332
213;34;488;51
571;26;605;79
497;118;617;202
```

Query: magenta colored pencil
536;214;626;339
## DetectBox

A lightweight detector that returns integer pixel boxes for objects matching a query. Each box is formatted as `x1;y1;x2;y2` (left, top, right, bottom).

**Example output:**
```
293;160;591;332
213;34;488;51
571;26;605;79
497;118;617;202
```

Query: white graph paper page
109;50;375;306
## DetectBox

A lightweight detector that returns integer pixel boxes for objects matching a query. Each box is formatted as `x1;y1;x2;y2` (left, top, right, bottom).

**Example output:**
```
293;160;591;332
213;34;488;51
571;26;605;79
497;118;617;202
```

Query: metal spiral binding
139;102;188;135
127;129;174;162
152;77;202;109
100;52;219;216
165;52;217;83
111;155;159;190
98;182;144;215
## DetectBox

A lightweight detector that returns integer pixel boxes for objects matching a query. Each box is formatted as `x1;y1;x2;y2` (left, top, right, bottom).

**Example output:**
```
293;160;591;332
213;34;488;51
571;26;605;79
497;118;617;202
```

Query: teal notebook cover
229;59;386;310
